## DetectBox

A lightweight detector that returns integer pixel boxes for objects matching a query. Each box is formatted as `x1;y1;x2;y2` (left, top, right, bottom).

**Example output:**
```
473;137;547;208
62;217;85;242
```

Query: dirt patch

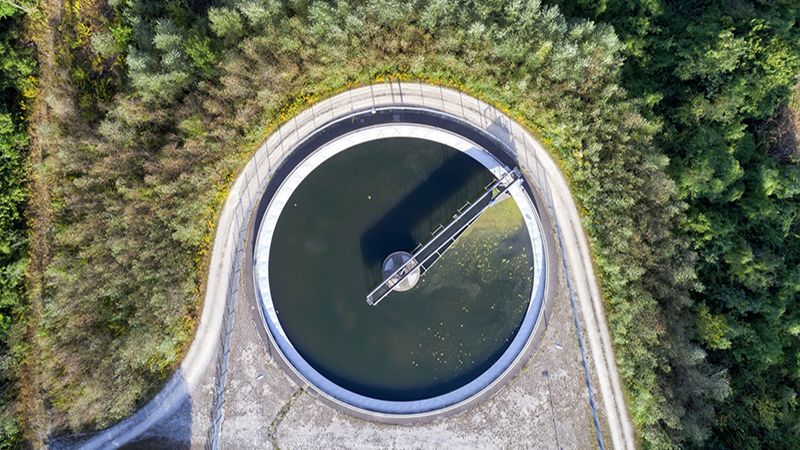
21;0;62;444
766;84;800;163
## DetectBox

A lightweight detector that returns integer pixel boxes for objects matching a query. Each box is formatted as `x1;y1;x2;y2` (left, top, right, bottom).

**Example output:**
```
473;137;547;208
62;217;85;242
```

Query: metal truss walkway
366;168;522;306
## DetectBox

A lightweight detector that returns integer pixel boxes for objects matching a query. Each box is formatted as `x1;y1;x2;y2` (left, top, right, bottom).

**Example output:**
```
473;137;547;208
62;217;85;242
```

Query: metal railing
366;169;521;306
205;82;602;449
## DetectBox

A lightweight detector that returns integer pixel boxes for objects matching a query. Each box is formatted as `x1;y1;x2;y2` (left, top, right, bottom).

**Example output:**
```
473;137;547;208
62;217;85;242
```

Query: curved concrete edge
79;82;634;450
244;118;560;426
251;120;548;417
517;121;637;450
78;146;242;449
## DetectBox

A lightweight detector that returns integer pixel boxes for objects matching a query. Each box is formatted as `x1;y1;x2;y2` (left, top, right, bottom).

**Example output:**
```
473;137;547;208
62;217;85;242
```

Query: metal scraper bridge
366;168;522;306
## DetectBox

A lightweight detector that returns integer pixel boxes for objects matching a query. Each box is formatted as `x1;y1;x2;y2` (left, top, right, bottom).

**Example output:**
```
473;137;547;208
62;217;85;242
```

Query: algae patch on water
401;196;534;379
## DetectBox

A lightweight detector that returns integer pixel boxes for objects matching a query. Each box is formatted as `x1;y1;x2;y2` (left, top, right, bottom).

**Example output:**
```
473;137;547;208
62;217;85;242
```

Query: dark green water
269;137;532;400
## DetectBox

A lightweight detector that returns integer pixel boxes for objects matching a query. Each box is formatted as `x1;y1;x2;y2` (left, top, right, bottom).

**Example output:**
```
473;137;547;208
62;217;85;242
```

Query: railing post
370;83;376;112
243;169;252;208
398;81;404;105
519;126;530;171
278;126;286;159
348;89;354;112
476;97;483;128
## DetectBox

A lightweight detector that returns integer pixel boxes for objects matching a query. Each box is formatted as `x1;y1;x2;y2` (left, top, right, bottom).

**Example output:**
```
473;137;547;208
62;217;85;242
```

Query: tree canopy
552;0;800;447
0;1;36;447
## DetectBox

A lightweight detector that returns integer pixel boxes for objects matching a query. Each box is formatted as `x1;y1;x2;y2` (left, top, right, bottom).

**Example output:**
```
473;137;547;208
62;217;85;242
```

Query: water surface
269;137;533;400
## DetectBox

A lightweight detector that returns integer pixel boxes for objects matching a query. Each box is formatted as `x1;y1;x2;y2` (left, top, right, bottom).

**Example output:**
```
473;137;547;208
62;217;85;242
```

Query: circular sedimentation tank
253;108;548;418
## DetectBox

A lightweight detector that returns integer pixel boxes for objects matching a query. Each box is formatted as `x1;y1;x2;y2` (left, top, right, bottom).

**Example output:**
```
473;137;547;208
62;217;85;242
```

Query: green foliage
208;7;243;39
185;35;215;75
0;1;36;447
552;0;800;447
57;0;126;122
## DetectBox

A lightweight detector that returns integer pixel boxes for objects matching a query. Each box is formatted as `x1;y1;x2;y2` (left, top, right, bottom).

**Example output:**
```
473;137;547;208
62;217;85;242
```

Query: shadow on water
48;374;193;449
359;151;494;285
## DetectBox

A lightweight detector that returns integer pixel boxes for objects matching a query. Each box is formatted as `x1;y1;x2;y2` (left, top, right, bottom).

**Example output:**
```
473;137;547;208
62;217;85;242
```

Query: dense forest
0;1;35;446
551;1;800;447
0;0;797;448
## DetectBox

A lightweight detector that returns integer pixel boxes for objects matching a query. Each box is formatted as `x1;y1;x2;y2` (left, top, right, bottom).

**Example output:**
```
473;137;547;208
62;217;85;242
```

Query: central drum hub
381;251;420;292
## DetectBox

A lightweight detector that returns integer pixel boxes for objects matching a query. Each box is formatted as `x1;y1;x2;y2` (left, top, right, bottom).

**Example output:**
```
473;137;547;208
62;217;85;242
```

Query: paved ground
73;84;633;449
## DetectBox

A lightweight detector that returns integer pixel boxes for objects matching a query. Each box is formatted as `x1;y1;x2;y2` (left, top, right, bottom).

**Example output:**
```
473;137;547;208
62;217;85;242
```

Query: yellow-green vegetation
8;0;799;448
405;196;532;373
0;1;37;447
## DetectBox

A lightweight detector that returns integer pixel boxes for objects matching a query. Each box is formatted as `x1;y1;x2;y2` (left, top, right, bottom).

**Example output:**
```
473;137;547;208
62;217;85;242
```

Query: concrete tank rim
251;107;550;420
